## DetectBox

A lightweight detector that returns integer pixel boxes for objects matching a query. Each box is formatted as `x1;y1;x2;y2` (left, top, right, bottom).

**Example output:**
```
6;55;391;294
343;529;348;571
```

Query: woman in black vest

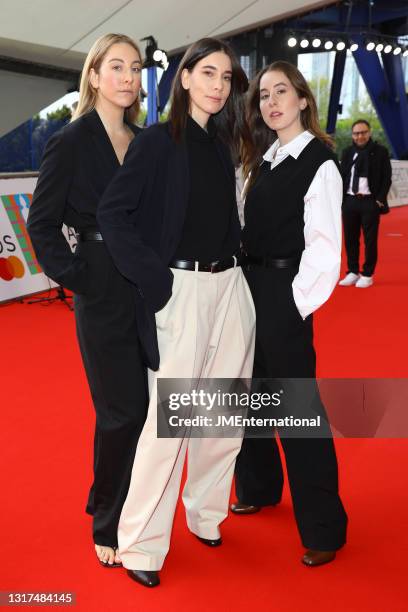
231;61;348;566
27;34;147;567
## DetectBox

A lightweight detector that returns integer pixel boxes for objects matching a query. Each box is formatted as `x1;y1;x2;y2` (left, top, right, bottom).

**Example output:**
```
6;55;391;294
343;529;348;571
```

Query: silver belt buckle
210;260;219;273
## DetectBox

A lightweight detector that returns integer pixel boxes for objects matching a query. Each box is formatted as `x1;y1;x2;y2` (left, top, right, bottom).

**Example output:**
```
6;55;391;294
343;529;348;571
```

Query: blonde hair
72;33;142;123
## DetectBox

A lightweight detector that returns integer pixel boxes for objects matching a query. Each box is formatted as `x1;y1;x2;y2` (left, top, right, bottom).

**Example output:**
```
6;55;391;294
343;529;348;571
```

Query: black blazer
97;121;240;370
340;142;392;209
27;109;141;294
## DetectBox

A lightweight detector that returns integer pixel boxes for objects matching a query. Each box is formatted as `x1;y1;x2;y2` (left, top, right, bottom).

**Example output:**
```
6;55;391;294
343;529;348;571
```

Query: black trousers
74;240;148;547
235;265;347;551
342;194;380;277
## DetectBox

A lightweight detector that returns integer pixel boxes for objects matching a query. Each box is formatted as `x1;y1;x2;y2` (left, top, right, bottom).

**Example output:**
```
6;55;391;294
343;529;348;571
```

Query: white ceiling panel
68;0;253;54
0;0;128;49
1;0;336;67
0;0;336;135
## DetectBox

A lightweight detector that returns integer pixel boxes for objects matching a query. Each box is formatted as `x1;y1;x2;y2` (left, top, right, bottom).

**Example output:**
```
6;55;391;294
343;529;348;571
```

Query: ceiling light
350;42;359;52
375;42;384;53
300;38;310;49
383;44;393;54
336;41;346;51
312;38;321;48
324;40;334;50
288;37;297;47
393;46;402;55
366;41;375;51
153;49;163;62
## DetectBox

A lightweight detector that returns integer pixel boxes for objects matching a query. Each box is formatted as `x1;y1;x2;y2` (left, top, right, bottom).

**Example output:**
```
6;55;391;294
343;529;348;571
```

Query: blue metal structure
289;0;408;30
279;0;408;158
352;35;408;158
317;26;408;157
326;50;347;134
382;53;408;158
157;56;180;113
146;56;180;124
146;66;158;126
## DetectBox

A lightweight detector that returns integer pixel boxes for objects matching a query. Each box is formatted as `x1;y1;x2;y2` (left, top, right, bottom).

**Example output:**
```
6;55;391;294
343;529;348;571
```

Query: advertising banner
389;160;408;208
0;175;76;303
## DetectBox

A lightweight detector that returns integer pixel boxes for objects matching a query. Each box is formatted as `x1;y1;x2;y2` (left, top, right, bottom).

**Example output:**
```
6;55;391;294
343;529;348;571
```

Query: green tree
46;105;72;121
308;76;330;129
136;107;168;126
138;108;147;125
307;76;391;158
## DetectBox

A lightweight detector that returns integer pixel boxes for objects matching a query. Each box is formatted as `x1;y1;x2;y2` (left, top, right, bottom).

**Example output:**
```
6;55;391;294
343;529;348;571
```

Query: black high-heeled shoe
195;535;222;547
127;569;160;587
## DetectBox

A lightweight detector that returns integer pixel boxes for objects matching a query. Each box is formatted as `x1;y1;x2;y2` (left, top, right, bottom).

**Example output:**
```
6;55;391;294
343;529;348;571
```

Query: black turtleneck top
173;115;238;263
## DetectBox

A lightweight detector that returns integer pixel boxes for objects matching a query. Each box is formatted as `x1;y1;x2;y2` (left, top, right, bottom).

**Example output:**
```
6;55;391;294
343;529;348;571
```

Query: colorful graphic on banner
0;193;41;276
0;176;78;302
0;255;25;280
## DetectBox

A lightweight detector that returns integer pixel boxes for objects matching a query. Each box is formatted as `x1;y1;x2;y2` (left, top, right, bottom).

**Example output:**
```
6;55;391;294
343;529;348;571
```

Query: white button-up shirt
259;130;343;320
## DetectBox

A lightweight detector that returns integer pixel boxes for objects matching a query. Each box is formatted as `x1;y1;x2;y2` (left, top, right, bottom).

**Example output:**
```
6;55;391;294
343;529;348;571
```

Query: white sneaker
355;275;373;288
339;272;359;286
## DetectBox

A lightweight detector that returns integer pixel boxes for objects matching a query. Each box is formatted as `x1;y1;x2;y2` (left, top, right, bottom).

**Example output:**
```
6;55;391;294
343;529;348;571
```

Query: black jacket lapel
83;109;120;171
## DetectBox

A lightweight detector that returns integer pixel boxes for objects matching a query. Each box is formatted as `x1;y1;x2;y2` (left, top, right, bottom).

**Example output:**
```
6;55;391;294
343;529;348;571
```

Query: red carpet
1;207;408;611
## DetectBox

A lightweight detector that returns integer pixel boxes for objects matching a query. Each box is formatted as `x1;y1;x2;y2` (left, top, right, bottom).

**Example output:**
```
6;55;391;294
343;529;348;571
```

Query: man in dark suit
338;119;392;288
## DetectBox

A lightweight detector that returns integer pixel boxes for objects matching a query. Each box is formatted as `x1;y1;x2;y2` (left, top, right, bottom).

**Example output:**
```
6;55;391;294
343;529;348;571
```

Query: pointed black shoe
127;569;160;587
302;550;336;567
196;535;222;547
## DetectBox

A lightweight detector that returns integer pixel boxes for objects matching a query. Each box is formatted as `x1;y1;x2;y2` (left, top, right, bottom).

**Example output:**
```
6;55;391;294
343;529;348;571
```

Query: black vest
243;138;338;258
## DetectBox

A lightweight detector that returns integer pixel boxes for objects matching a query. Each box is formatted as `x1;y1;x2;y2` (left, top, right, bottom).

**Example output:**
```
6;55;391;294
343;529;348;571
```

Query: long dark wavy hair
242;61;333;190
168;37;250;164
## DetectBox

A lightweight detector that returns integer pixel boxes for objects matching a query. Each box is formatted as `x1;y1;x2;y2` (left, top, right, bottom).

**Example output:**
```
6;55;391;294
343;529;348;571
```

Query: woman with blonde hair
230;61;348;566
27;33;147;567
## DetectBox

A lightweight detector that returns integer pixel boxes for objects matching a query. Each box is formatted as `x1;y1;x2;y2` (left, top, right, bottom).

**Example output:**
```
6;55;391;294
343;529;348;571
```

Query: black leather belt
348;194;373;199
77;231;104;241
244;254;300;269
170;256;241;273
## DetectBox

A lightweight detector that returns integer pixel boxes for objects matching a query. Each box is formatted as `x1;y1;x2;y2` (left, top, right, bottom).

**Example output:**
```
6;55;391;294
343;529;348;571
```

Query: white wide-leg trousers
118;265;255;570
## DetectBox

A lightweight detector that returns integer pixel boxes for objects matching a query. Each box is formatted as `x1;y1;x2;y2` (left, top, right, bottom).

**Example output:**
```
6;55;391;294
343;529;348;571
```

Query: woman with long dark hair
231;61;348;566
97;37;255;587
27;34;147;567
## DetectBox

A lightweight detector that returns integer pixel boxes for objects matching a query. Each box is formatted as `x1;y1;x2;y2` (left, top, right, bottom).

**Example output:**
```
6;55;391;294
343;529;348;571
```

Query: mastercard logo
0;255;25;281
